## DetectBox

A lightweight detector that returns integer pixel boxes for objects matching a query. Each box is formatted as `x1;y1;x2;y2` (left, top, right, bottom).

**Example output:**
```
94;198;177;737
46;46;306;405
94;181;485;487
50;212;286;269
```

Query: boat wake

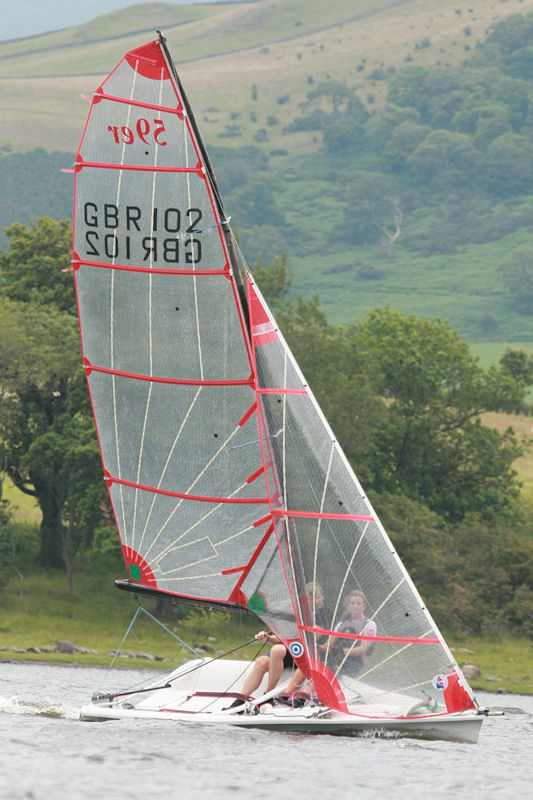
0;695;79;720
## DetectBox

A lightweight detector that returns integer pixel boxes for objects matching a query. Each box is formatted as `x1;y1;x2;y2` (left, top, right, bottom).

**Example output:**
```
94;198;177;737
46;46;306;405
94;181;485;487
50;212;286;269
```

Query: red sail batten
299;624;440;645
84;361;254;388
75;258;229;276
76;160;203;174
255;387;307;396
94;91;183;116
271;508;375;522
227;523;275;605
105;473;269;505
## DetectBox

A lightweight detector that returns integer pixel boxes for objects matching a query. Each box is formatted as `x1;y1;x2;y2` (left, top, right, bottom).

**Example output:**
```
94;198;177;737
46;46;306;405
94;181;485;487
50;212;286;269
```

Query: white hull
80;703;483;744
79;658;484;744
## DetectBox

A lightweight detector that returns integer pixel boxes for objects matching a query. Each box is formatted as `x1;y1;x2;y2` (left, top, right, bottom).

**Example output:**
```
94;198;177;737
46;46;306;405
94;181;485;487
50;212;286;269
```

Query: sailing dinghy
74;34;488;742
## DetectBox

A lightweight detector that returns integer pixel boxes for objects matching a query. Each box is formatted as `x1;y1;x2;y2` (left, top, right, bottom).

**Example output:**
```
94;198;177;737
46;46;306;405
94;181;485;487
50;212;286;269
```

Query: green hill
1;0;533;342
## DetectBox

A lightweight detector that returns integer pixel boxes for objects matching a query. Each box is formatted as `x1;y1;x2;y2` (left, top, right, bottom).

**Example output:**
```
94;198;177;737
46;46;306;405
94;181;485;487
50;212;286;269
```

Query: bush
0;515;39;593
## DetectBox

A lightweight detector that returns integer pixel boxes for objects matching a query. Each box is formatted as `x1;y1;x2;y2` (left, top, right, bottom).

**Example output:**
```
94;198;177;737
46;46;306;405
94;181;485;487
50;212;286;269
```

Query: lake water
1;661;532;799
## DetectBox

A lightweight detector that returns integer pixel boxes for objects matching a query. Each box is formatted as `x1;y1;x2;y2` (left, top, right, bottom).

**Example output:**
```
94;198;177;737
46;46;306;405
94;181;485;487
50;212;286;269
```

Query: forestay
73;35;475;717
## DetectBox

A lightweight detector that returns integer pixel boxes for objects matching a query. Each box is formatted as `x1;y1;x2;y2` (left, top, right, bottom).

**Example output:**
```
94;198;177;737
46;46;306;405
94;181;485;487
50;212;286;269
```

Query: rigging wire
93;635;263;704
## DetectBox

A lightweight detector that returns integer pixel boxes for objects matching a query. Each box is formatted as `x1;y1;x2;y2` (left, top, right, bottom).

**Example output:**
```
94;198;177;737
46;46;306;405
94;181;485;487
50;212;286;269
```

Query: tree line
1;218;531;635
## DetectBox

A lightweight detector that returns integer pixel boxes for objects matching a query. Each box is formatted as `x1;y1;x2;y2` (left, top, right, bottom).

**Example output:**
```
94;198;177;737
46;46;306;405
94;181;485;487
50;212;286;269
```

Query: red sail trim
220;565;246;576
306;658;349;712
246;274;309;645
271;508;375;522
246;465;265;484
238;401;257;426
253;513;272;528
76;160;203;174
443;669;475;713
122;546;158;588
255;387;307;396
75;258;229;276
105;473;269;505
248;282;278;345
124;40;170;79
300;623;440;645
84;361;254;388
227;523;275;604
94;91;183;116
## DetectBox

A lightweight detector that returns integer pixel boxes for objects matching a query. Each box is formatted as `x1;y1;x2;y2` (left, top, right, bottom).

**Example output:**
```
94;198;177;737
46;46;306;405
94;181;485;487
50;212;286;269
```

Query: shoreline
2;655;532;696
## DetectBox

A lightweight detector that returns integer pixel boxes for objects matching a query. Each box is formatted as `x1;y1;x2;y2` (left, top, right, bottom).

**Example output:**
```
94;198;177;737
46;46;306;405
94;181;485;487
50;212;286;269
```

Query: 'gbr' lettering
82;202;203;264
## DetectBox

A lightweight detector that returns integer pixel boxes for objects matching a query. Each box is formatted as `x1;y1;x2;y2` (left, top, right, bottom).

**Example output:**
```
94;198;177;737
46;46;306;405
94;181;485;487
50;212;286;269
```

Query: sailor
330;589;377;676
223;630;294;711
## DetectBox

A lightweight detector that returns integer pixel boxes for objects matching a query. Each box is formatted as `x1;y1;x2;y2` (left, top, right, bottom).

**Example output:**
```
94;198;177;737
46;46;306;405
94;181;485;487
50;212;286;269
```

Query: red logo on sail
248;282;279;346
122;546;158;588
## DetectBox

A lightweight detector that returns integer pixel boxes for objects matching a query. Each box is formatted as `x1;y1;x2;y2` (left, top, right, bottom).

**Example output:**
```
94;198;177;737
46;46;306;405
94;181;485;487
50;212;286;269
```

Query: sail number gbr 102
82;202;202;264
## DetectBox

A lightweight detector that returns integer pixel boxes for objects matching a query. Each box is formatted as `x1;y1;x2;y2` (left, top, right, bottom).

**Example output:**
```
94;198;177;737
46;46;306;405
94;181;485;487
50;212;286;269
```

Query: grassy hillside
1;0;532;340
0;0;527;152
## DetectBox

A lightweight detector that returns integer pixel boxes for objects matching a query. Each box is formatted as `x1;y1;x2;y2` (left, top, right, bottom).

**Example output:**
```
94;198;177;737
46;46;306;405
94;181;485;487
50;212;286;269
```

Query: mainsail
73;34;474;716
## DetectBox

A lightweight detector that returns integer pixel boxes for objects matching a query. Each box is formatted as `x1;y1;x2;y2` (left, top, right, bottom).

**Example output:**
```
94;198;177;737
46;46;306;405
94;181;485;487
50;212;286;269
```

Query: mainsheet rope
94;602;267;702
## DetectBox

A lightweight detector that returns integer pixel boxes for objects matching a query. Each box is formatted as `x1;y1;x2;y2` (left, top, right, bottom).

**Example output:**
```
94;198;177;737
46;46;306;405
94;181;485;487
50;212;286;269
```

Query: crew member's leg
241;654;271;696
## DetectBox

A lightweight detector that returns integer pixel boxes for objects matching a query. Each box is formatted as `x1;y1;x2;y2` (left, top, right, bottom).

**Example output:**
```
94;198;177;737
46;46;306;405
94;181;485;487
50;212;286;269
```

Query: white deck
80;658;485;744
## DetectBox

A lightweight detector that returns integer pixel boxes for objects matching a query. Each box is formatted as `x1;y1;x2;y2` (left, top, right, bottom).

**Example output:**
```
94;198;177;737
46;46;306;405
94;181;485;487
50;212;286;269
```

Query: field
1;0;533;341
0;0;528;153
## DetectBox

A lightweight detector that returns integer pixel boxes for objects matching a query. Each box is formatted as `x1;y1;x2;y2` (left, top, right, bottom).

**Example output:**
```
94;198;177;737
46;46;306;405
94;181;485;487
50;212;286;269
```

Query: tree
26;413;106;595
374;492;450;608
345;307;526;522
0;298;89;567
387;66;430;116
491;76;529;130
306;81;358;116
383;120;432;170
275;294;386;488
0;218;106;572
251;253;292;306
232;178;284;227
0;217;74;313
0;496;13;592
472;103;512;150
499;246;533;314
483;133;533;197
487;12;533;56
335;171;406;250
500;347;533;385
250;263;386;487
407;130;478;186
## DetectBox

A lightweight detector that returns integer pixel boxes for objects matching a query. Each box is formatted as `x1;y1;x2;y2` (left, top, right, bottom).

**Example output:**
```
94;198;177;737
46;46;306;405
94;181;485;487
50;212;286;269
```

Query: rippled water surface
1;661;531;799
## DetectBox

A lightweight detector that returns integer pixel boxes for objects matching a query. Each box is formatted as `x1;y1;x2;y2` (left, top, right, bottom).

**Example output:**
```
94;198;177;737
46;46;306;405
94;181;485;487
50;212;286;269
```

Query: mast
157;32;250;328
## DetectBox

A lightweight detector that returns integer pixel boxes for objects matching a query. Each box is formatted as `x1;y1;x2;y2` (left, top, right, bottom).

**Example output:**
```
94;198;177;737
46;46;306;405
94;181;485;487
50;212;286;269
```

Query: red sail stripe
300;624;440;644
74;257;229;276
83;360;253;387
255;387;307;395
227;523;275;599
246;465;265;484
105;473;269;505
220;565;247;575
271;508;374;522
94;91;182;115
76;161;203;174
238;401;257;426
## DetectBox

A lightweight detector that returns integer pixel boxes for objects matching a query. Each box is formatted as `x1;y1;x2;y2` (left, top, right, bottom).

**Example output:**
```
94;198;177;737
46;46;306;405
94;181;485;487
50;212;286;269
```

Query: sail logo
107;117;168;147
289;640;305;659
432;673;449;691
